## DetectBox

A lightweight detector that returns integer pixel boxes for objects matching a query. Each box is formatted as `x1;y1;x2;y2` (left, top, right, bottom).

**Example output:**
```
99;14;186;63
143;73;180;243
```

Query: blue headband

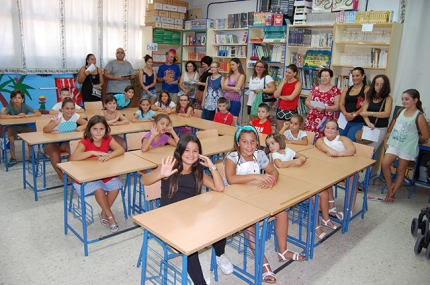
235;125;259;142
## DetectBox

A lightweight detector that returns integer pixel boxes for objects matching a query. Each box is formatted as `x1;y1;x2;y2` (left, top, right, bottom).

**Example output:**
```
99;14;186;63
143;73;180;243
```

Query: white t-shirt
247;75;274;106
155;101;176;109
271;148;296;168
51;102;82;112
323;135;346;152
284;130;307;141
51;113;81;132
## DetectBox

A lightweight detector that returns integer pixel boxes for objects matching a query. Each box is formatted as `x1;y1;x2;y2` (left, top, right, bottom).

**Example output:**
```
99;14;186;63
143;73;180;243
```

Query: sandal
315;226;327;240
99;212;109;227
277;249;305;262
383;197;395;203
262;263;276;284
107;216;119;233
328;201;344;221
321;218;338;230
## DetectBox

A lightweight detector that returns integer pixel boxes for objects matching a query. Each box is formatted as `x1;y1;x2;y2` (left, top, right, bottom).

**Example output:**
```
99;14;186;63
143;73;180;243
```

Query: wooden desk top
286;143;316;153
18;130;84;145
277;157;359;189
57;152;157;183
132;191;269;255
186;118;237;136
224;178;321;215
0;115;51;126
130;147;176;165
299;147;375;172
199;135;234;156
110;123;152;135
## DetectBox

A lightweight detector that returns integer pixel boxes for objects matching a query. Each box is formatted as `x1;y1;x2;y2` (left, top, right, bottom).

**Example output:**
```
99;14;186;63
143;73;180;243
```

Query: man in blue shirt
157;50;181;103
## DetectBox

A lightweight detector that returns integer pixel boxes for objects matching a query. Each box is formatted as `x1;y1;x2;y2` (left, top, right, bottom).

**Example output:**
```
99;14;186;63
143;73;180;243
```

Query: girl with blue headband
224;125;279;284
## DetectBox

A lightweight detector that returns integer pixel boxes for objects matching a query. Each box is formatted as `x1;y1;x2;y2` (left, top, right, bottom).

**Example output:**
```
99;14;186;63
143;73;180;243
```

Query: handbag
251;90;264;116
261;76;276;102
195;89;204;101
59;121;77;133
355;98;386;145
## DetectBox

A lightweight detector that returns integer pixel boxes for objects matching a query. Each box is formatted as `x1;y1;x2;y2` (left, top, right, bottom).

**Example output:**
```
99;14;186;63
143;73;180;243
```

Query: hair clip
235;125;258;142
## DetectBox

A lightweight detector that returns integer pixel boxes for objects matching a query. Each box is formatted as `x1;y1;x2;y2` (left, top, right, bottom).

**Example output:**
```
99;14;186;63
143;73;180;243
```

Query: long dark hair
158;90;172;107
403;89;424;113
366;74;391;101
83;115;110;142
229;57;245;77
352;67;367;85
169;134;203;198
85;53;94;66
252;60;269;79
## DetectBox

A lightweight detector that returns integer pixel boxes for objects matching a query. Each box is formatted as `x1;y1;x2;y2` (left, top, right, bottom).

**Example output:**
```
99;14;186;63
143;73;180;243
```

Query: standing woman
77;54;104;103
202;62;224;121
223;58;246;117
247;60;276;121
359;75;393;150
179;61;199;104
273;64;302;131
138;54;157;104
304;68;341;139
339;67;370;141
194;56;213;110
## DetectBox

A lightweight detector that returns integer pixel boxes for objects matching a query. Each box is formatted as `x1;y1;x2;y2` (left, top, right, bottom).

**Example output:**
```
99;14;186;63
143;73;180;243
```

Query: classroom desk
199;135;234;157
57;152;157;256
185;117;238;136
285;143;316;153
130;147;176;165
133;191;270;285
0;115;50;171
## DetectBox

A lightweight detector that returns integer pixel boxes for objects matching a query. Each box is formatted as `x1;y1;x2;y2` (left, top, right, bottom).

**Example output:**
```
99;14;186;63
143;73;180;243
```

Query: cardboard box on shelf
170;12;180;19
146;16;161;23
177;6;186;13
178;13;185;20
162;4;178;12
146;22;162;28
174;24;183;30
152;0;169;4
186;8;202;20
146;10;159;17
147;3;163;10
160;17;175;24
174;18;183;25
172;0;189;8
161;23;175;29
158;10;169;17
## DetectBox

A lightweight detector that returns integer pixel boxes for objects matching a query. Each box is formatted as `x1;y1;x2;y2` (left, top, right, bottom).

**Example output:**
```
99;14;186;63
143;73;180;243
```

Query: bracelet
209;165;217;172
272;176;277;185
372;112;374;116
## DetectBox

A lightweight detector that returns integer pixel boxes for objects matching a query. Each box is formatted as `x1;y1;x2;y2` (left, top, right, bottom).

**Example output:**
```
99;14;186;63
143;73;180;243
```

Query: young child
50;88;84;114
140;134;231;284
100;95;129;150
176;94;194;134
278;114;308;145
382;89;429;202
43;98;88;181
213;97;233;125
316;120;356;223
224;125;279;283
141;114;180;152
114;85;134;110
249;103;272;134
264;132;306;261
151;90;176;114
133;98;155;122
69;115;125;233
0;89;41;165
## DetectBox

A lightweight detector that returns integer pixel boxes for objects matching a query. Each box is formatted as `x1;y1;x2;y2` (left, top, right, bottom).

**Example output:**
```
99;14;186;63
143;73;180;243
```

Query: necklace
353;84;363;90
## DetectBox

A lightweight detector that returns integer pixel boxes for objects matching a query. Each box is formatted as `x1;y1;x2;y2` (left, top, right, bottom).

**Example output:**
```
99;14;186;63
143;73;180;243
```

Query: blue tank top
143;71;155;91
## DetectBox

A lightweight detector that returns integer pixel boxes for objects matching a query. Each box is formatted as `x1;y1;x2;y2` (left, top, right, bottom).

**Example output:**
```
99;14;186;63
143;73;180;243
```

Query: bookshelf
331;22;403;90
206;27;248;75
247;26;287;87
285;25;334;94
181;29;207;71
142;26;182;71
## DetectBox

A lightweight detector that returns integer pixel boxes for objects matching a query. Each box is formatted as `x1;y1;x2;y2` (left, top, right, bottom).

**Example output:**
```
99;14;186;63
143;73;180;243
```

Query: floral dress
304;85;340;139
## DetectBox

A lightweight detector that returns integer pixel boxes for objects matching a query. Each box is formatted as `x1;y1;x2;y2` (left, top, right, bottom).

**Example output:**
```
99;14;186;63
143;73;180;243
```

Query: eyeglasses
255;66;265;69
210;66;218;68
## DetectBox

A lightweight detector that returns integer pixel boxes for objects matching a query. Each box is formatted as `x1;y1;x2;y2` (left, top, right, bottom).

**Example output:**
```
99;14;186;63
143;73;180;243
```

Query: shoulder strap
415;111;423;132
394;107;405;120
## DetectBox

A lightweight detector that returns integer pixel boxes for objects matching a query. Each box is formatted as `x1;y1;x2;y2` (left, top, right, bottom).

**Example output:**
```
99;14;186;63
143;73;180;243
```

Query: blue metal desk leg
22;140;26;189
63;172;69;235
79;183;89;256
181;254;188;285
3;127;9;172
140;229;149;285
346;174;358;232
310;193;319;259
31;145;39;201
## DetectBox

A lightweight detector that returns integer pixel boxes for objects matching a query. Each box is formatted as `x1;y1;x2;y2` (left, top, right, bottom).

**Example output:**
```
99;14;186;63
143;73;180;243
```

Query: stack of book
213;34;239;44
300;69;320;89
216;46;246;57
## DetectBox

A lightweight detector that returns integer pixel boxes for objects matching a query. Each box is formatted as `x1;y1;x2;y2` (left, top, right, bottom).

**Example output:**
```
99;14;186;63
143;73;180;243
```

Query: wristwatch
209;165;218;171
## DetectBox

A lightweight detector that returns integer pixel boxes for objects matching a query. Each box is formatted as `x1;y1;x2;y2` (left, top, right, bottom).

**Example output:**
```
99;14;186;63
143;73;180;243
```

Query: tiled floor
0;150;429;285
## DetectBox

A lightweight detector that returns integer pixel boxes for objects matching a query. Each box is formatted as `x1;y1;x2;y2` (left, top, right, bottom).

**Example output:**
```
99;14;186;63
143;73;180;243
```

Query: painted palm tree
7;75;35;102
0;75;13;107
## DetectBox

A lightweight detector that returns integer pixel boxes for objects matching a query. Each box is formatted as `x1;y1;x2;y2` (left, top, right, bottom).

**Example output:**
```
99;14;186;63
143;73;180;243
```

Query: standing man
104;47;136;96
157;49;181;102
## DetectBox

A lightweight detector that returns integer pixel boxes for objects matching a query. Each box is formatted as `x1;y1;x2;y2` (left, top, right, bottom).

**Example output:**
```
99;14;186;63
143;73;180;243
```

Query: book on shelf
214;34;238;44
290;52;305;67
288;28;332;48
335;75;350;90
268;66;279;79
275;68;283;86
187;52;206;61
242;31;248;44
217;46;246;57
300;69;320;89
219;61;230;73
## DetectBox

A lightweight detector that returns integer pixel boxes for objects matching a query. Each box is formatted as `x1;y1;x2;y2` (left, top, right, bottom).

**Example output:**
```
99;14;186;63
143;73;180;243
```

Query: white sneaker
216;253;233;275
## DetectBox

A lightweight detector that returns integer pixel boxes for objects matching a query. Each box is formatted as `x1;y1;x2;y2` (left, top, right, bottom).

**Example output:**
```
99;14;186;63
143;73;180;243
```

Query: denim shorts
73;177;123;196
141;89;157;99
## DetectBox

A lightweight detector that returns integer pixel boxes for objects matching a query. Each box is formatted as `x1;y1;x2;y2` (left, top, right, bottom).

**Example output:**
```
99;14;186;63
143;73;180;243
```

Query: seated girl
151;90;176;115
141;114;180;152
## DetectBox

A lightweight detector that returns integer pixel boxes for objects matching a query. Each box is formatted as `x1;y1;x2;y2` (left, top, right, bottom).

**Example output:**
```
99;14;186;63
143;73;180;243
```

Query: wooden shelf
213;56;247;59
288;46;331;49
290;24;334;28
213;43;247;46
331;64;386;70
336;41;389;46
183;45;206;47
213;28;248;31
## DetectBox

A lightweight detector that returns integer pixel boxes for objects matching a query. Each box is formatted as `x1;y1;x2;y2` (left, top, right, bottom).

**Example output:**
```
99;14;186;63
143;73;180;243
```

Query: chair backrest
145;180;162;201
231;116;238;126
305;131;316;145
1;107;5;114
125;132;148;151
35;119;50;132
215;161;225;180
194;109;202;118
69;139;81;154
196;129;218;139
84;101;103;112
352;142;374;159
